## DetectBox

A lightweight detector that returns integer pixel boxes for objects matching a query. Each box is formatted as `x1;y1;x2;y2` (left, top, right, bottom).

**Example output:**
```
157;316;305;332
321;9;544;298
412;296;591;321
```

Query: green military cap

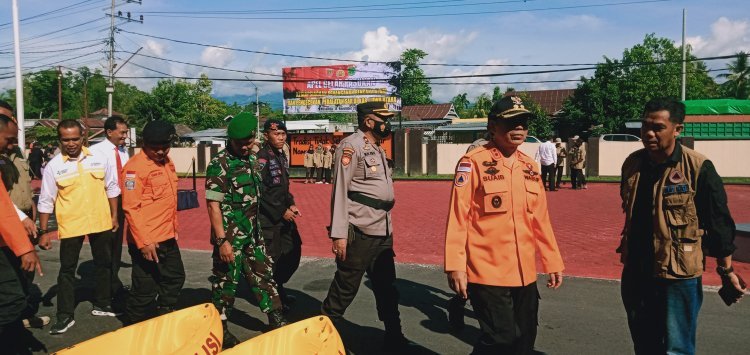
488;95;535;120
227;112;258;139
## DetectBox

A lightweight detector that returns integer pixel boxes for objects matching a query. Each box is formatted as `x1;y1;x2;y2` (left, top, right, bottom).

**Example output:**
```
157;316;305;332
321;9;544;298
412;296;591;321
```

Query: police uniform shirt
256;143;295;225
329;130;394;239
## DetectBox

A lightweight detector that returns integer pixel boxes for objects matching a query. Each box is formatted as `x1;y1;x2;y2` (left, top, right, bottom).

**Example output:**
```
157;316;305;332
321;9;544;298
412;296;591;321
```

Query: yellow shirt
38;147;120;238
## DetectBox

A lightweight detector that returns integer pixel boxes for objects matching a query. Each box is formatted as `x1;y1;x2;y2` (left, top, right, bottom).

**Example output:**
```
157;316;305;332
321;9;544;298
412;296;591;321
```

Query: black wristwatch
716;265;734;277
215;237;227;246
38;229;48;235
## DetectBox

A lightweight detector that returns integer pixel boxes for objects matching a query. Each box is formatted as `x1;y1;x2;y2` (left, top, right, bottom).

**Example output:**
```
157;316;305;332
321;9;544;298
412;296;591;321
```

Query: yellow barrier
53;303;223;355
221;315;345;355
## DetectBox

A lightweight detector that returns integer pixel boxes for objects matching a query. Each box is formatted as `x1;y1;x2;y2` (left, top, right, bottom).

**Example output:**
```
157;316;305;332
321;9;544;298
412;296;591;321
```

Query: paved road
175;179;750;286
24;245;750;354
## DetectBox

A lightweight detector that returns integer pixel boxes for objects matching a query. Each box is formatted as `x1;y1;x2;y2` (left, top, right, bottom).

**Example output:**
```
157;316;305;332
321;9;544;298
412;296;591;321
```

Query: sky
1;0;749;105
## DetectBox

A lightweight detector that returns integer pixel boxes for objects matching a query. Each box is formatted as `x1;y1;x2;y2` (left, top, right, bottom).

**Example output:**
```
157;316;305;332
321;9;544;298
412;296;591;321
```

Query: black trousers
555;165;565;187
571;169;586;188
316;167;324;182
262;221;302;298
324;168;332;183
57;232;113;319
0;247;26;326
305;167;315;180
126;239;185;323
540;164;556;191
322;229;401;331
467;282;539;355
112;198;126;294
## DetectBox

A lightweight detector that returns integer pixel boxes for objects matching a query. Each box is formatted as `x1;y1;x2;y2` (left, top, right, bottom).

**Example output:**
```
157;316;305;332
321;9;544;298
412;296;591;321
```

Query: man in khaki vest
619;97;745;355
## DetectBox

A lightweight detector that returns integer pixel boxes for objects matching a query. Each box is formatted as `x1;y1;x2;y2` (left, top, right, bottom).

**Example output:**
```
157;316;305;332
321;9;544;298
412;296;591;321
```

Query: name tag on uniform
663;184;688;195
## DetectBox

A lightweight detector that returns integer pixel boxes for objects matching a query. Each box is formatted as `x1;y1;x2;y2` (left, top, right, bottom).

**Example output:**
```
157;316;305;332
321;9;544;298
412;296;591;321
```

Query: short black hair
104;115;127;131
0;99;13;112
57;119;84;138
643;97;685;124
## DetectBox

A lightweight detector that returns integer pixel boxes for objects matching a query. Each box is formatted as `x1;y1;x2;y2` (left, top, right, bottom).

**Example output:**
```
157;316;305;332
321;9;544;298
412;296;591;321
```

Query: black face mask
370;118;392;138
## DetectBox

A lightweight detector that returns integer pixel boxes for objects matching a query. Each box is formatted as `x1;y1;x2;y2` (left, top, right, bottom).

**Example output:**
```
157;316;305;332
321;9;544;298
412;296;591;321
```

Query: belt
347;191;395;211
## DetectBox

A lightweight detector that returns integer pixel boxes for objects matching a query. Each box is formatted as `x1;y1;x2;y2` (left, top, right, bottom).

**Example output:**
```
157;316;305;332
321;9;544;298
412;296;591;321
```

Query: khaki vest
620;145;706;279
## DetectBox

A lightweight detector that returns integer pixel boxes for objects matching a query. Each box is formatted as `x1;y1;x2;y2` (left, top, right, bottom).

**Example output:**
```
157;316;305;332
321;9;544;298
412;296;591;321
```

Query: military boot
222;320;240;349
267;309;288;330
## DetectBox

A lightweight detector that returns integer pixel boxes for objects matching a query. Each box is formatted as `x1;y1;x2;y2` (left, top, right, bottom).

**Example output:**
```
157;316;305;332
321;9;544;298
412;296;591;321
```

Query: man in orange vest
445;95;564;354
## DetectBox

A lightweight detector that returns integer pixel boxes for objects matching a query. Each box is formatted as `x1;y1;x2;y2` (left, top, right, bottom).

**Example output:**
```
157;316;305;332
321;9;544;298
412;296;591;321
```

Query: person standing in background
303;144;315;184
89;116;130;309
27;142;43;179
535;136;557;191
570;136;587;190
323;144;333;184
555;138;567;189
313;143;325;184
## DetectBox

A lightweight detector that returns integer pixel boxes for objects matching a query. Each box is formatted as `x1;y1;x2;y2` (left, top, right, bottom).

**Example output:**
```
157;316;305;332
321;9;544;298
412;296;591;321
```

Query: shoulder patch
454;172;469;187
456;161;472;173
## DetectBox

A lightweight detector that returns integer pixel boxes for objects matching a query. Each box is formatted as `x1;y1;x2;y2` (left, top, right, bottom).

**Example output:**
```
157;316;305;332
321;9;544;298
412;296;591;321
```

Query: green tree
560;34;719;135
492;86;503;102
718;52;750;99
396;49;432;106
450;92;470;117
471;93;493;118
519;93;553;138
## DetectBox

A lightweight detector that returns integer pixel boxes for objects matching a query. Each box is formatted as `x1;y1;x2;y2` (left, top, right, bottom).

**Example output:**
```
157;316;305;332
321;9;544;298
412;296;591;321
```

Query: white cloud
144;39;168;57
687;17;750;56
200;45;236;68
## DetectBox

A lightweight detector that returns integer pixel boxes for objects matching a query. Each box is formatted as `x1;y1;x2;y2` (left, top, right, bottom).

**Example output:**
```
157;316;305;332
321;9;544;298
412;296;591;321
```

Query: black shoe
267;310;288;330
49;317;75;334
23;315;51;328
222;321;240;349
92;305;121;317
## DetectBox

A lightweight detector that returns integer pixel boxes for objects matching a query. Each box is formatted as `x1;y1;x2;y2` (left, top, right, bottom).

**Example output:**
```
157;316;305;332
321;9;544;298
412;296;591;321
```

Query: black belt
347;192;395;211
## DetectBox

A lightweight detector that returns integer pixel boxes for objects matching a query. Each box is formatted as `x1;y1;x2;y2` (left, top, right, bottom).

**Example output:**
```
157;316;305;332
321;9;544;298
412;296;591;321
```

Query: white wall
694;140;750;178
597;142;641;176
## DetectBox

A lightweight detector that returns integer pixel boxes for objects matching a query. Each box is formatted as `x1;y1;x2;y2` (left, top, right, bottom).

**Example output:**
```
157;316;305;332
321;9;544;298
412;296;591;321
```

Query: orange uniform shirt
0;173;33;256
121;152;179;249
444;144;564;287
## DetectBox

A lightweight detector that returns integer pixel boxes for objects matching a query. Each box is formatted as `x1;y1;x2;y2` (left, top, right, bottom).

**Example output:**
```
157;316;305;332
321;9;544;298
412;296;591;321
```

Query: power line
139;0;671;20
0;0;103;28
117;50;282;77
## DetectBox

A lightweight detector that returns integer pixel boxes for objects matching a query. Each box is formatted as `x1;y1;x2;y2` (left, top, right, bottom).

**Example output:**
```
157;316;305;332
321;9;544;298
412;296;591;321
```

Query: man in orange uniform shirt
121;120;184;323
444;95;564;355
0;114;43;348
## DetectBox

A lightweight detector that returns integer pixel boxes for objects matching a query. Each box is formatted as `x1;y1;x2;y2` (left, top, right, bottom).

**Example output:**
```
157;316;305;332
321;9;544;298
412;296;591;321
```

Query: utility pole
106;0;143;117
681;8;687;101
107;0;115;116
11;0;25;151
57;66;63;119
245;77;260;138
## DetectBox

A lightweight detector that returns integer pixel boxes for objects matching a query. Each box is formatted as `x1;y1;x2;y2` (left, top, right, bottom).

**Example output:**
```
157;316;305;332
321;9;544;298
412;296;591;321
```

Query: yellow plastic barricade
53;303;223;355
221;315;345;355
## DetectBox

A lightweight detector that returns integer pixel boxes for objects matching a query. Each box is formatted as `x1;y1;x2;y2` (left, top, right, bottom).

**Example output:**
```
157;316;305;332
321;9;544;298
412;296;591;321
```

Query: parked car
599;134;641;142
525;136;541;143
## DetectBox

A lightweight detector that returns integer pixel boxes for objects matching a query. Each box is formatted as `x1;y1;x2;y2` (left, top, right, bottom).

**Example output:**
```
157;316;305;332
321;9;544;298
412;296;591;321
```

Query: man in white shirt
89;116;130;305
535;136;558;191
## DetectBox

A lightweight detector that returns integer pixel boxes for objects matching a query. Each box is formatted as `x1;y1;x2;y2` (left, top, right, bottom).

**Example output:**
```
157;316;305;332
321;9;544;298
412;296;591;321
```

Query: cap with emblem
263;118;287;132
142;120;176;145
488;95;535;120
357;102;395;120
227;112;258;140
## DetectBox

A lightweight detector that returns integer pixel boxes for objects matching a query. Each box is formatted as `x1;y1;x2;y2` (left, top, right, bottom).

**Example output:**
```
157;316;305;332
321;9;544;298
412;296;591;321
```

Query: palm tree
451;93;470;117
472;93;493;118
718;52;750;99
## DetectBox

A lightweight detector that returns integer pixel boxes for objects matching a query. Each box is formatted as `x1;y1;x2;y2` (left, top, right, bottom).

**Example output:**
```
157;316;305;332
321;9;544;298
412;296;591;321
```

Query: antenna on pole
106;0;143;117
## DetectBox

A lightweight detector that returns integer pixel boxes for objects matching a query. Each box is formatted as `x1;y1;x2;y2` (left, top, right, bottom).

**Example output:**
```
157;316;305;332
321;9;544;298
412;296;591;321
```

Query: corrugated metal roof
401;103;458;120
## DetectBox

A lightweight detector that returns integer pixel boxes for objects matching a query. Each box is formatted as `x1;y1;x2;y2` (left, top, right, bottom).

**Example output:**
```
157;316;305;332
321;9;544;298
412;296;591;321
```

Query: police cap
488;95;535;121
357;101;395;120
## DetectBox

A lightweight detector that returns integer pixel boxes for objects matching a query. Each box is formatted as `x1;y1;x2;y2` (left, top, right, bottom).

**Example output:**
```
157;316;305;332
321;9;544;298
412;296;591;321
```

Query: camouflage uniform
205;148;281;318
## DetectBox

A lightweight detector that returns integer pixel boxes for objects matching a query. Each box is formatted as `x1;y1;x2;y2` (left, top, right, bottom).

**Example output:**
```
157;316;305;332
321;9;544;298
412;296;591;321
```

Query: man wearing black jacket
257;119;302;307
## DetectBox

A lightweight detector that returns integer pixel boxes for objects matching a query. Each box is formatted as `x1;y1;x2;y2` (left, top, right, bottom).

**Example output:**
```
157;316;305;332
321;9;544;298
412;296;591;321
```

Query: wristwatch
214;237;227;246
38;229;48;235
716;265;734;277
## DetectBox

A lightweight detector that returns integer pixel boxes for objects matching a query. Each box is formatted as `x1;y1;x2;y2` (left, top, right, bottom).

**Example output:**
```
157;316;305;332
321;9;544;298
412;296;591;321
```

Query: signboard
289;133;393;166
282;63;400;115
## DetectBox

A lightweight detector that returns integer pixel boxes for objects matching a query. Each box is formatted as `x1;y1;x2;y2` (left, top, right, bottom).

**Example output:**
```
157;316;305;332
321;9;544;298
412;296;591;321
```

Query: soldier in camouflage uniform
205;112;287;348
